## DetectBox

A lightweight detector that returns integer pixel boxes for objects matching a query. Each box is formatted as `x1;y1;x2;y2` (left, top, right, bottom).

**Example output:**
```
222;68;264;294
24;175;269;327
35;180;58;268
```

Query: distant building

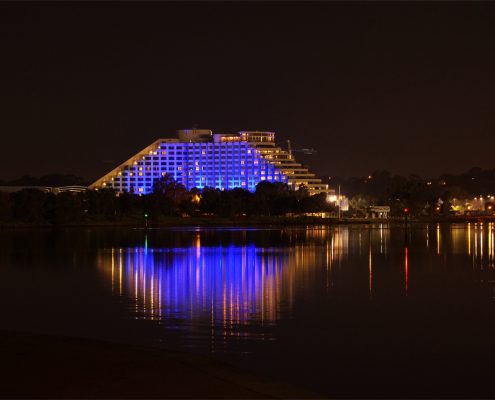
366;206;390;219
90;129;330;196
0;186;87;194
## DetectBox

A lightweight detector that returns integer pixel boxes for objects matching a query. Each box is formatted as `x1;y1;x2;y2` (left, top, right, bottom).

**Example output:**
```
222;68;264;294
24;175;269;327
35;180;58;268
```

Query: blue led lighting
110;141;287;194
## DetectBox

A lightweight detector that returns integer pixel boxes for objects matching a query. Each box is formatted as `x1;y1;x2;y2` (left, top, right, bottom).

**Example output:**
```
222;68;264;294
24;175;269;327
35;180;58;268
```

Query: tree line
0;175;334;225
333;168;495;216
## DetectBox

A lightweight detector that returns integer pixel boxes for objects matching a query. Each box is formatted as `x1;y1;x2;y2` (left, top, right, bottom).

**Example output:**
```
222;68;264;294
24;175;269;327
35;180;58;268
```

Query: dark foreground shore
0;331;318;399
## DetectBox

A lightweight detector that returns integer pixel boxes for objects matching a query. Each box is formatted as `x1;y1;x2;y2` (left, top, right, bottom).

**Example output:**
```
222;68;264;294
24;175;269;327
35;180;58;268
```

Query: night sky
1;2;495;182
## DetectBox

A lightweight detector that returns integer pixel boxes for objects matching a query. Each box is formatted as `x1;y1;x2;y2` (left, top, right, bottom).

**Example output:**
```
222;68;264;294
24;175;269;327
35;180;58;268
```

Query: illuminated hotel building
90;129;329;195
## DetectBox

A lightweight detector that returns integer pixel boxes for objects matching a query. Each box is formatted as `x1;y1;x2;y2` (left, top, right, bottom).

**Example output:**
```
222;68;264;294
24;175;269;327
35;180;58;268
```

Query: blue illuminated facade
111;141;285;194
91;129;329;195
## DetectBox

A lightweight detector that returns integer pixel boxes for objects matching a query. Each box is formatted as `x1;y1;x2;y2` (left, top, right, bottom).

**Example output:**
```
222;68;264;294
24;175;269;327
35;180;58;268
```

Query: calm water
1;224;495;397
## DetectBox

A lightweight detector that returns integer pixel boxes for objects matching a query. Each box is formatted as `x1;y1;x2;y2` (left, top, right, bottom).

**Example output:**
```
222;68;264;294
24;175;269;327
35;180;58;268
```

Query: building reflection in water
96;223;495;345
96;228;352;338
106;242;288;327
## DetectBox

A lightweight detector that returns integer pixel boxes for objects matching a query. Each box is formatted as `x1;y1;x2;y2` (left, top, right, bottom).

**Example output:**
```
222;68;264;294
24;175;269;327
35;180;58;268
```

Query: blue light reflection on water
98;239;298;348
96;223;495;353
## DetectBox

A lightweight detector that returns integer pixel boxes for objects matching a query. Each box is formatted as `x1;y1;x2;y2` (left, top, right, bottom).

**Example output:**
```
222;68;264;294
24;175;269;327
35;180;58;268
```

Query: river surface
1;224;494;397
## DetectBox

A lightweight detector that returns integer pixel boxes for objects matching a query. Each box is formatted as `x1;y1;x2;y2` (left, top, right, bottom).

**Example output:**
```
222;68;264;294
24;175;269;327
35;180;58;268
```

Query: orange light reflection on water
405;247;409;296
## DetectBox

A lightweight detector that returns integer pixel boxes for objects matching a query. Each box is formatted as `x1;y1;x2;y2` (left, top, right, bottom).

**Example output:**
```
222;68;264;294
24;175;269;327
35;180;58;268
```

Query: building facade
90;129;330;195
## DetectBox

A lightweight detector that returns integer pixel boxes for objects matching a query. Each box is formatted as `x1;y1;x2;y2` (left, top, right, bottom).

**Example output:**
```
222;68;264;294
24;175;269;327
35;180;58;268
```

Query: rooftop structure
90;129;329;195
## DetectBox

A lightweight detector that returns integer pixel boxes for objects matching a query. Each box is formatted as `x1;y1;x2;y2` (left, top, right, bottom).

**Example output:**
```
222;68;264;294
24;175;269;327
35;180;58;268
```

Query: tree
43;192;85;225
85;189;117;217
254;181;294;216
152;175;188;203
199;187;222;215
10;189;47;222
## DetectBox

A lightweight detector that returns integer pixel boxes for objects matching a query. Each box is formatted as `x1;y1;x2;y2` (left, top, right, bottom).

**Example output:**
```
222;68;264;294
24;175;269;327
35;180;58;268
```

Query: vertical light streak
119;249;123;296
404;247;409;296
195;233;201;259
368;244;372;299
480;224;484;263
474;224;478;268
426;225;429;248
151;265;154;319
488;223;493;268
143;251;147;313
380;223;383;254
436;224;441;255
111;248;115;295
261;255;265;325
491;223;494;268
134;258;138;307
359;232;362;256
159;268;162;319
468;223;471;256
326;241;330;290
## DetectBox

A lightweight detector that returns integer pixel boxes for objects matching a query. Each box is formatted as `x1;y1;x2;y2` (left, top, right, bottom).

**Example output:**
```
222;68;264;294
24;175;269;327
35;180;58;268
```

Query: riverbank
0;330;318;398
0;215;362;228
1;214;495;229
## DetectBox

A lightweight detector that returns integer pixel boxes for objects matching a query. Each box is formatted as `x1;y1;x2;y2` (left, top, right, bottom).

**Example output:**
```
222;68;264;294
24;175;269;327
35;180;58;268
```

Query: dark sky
1;2;495;181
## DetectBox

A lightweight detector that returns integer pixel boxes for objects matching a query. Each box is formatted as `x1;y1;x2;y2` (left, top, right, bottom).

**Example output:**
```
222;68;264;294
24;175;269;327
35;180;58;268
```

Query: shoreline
1;215;495;229
0;330;319;399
